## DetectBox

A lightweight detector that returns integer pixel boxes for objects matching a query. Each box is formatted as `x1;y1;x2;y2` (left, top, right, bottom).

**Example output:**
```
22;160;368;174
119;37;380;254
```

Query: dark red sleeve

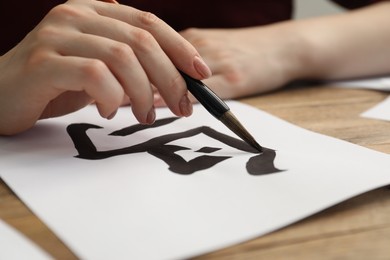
331;0;383;9
0;0;294;55
1;0;386;55
0;1;64;55
123;0;293;31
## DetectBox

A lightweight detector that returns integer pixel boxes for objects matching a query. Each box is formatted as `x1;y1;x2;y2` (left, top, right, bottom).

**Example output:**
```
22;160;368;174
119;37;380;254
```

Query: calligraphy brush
179;72;263;153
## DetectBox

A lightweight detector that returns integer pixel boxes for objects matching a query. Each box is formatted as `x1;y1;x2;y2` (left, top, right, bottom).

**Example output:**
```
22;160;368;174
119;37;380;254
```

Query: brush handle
179;71;229;119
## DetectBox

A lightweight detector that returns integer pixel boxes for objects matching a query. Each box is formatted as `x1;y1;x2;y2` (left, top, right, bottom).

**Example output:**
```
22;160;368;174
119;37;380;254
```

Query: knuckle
25;26;63;69
181;28;211;48
137;11;160;28
214;55;245;86
132;29;157;52
215;50;234;61
47;4;85;22
26;49;52;69
80;59;107;83
34;25;62;43
191;37;212;49
224;65;246;86
109;42;135;61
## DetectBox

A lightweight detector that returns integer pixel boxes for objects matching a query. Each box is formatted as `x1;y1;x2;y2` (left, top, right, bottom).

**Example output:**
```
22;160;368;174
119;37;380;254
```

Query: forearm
283;2;390;81
134;2;390;100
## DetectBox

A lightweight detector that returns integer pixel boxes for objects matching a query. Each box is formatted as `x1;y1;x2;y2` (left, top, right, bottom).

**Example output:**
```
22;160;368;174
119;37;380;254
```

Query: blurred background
294;0;345;19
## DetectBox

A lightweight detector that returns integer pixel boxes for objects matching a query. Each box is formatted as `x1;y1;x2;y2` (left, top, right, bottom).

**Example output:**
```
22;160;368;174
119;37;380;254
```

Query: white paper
361;96;390;121
0;219;52;260
329;76;390;91
1;101;390;260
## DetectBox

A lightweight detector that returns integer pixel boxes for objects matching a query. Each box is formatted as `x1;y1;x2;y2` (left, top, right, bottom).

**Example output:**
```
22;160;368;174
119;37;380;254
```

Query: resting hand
177;26;303;101
177;2;390;103
0;0;211;135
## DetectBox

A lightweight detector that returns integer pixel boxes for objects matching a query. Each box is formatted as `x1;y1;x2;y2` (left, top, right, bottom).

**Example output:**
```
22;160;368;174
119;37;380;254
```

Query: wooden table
1;84;390;259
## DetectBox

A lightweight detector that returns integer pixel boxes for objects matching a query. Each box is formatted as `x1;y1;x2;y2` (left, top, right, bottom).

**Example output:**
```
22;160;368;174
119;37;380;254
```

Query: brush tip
251;140;263;153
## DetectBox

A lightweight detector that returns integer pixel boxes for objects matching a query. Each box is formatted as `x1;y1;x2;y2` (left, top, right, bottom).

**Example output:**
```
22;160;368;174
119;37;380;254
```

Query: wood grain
1;85;389;259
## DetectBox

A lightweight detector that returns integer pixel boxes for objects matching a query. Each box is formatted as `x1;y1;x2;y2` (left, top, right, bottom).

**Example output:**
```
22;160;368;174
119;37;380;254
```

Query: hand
177;2;390;103
0;0;211;135
175;26;303;102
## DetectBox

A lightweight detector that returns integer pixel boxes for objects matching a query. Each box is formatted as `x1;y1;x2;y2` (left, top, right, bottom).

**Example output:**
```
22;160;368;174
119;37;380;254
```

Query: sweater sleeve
331;0;383;9
0;0;64;55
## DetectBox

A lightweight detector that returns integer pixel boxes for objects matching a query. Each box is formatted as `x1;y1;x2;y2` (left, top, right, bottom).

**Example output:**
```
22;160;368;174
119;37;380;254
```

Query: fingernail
146;107;156;124
180;94;193;117
107;109;117;120
193;56;212;78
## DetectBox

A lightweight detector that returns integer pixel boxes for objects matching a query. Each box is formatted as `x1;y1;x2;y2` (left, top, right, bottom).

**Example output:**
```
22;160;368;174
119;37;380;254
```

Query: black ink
196;147;221;153
246;148;283;175
110;117;180;136
67;117;284;175
67;123;102;156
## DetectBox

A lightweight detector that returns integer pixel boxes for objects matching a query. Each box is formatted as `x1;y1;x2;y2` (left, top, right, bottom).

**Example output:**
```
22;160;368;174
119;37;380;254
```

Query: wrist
272;21;320;82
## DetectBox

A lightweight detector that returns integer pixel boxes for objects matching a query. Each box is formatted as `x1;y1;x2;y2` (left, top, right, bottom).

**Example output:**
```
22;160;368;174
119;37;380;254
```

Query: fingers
1;0;214;135
54;30;155;123
43;1;212;120
41;54;125;119
89;1;209;117
92;1;212;79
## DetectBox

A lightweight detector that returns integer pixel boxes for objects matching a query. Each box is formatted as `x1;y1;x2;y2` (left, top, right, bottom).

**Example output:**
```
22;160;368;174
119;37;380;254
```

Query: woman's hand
0;0;211;135
176;1;390;104
177;25;304;102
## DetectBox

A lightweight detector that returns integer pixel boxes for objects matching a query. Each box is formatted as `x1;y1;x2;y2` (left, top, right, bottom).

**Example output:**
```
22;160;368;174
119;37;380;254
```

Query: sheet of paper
0;219;52;260
328;76;390;122
361;96;390;121
1;101;390;260
328;76;390;91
